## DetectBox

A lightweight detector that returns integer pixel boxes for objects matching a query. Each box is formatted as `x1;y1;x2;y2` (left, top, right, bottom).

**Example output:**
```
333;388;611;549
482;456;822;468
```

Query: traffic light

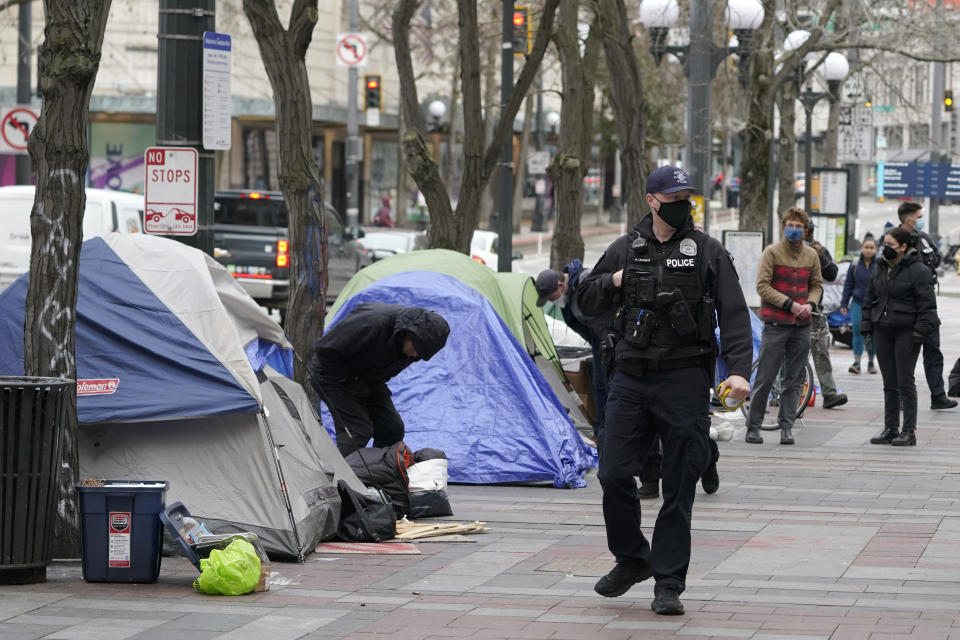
364;74;382;112
864;97;872;108
512;6;531;56
945;89;954;112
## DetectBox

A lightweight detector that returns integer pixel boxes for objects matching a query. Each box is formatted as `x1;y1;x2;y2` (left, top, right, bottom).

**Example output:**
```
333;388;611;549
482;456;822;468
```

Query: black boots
780;427;795;445
745;427;763;444
823;392;849;409
891;429;916;446
637;480;660;499
870;427;899;444
931;395;958;410
701;462;720;494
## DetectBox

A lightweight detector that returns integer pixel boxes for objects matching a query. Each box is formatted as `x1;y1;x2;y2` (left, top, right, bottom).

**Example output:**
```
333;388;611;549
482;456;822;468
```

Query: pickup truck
213;190;371;323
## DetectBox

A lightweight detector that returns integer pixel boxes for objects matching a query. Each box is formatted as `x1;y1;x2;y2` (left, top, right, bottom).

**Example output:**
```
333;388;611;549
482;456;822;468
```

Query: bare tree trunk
444;53;460;190
394;0;560;253
777;80;798;215
739;0;843;231
25;0;113;557
592;0;648;229
550;0;600;268
243;0;327;391
512;95;534;233
480;11;498;230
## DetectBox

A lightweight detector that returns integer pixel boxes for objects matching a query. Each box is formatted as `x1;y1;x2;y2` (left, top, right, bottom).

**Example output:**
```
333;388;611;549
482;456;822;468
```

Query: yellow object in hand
715;385;744;412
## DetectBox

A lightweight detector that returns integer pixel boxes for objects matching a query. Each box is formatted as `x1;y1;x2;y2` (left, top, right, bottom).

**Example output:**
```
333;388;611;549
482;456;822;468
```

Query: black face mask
654;197;692;229
882;245;898;262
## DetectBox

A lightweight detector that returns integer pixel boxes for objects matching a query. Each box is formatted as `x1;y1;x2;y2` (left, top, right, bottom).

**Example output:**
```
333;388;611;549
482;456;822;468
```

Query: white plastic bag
407;458;448;492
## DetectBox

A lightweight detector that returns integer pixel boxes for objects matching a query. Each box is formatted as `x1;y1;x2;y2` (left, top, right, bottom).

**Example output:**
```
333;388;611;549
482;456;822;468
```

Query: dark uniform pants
314;377;405;457
640;435;718;485
922;326;945;398
598;366;712;593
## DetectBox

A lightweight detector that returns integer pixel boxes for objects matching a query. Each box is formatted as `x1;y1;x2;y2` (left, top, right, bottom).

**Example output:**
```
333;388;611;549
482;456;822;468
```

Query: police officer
578;166;753;615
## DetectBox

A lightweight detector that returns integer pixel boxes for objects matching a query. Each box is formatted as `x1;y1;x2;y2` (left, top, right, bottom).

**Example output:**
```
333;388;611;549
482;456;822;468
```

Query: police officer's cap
645;165;700;195
535;269;562;307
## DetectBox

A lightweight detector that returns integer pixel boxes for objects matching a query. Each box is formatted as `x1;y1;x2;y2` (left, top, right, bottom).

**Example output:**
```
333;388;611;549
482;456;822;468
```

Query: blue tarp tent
324;270;597;488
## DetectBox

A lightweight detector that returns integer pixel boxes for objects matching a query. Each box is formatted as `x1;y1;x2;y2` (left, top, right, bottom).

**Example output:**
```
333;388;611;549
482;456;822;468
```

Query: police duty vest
616;229;717;361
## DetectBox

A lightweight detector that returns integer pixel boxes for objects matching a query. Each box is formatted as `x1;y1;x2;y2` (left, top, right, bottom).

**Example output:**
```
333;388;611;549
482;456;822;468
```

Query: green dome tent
329;249;564;377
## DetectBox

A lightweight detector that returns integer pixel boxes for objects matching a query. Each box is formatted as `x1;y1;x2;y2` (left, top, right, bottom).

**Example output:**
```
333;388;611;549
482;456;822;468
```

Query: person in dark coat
840;234;878;374
897;202;957;410
804;221;847;408
861;227;940;447
309;303;450;457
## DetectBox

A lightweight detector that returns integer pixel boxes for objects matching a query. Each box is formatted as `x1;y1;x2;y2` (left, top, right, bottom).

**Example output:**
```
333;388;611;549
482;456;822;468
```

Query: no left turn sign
336;33;368;67
0;106;39;154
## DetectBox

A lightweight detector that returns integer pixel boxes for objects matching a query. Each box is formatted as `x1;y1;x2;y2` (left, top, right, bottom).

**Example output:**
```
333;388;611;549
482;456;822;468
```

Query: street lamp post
428;100;446;163
641;0;764;237
797;51;849;215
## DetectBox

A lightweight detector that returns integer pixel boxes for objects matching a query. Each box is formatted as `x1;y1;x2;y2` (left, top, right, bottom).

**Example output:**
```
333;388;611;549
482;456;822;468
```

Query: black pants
640;436;718;485
314;377;405;457
874;326;922;432
922;326;945;398
598;366;711;593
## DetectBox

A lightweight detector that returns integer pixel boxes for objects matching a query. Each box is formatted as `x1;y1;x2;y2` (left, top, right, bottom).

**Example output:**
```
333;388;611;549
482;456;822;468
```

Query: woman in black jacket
861;227;939;446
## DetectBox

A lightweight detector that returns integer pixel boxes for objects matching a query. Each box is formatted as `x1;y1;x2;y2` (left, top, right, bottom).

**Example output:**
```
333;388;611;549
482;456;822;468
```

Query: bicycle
739;356;815;429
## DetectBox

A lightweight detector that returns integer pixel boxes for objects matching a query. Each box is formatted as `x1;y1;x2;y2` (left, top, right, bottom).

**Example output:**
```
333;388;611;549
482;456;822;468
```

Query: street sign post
0;105;38;154
336;33;368;67
144;147;198;236
202;32;231;151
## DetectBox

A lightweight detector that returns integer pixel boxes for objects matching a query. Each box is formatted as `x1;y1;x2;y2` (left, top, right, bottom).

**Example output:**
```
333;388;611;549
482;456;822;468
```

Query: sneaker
931;395;958;410
701;461;719;494
848;363;861;374
823;393;848;409
594;561;653;597
637;480;660;499
651;584;685;615
868;363;878;374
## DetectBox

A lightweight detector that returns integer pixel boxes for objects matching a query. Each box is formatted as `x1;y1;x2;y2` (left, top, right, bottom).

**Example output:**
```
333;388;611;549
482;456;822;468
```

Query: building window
884;125;903;151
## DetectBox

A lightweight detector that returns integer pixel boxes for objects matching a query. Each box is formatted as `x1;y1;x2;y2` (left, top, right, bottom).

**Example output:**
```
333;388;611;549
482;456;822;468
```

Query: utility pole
928;0;946;238
687;0;713;236
497;0;515;272
345;0;361;230
531;71;546;232
157;0;216;256
15;1;31;185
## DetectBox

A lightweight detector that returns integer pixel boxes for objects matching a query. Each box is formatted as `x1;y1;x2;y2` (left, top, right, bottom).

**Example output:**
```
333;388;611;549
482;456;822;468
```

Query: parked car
213;190;370;321
0;185;144;293
358;229;427;262
470;230;523;270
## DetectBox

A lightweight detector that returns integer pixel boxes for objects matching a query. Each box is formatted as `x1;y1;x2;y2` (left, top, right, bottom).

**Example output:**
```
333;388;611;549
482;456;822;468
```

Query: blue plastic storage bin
76;480;169;583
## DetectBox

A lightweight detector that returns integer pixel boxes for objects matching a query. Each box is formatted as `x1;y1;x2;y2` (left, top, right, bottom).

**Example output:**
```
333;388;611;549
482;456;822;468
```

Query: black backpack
336;480;396;543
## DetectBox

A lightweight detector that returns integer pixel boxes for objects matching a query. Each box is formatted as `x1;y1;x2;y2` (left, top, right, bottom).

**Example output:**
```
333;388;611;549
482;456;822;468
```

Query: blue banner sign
881;161;960;198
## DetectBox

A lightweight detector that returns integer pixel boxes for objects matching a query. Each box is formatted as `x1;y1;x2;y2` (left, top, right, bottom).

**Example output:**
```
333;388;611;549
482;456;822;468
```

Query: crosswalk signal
945;89;954;112
512;6;531;56
364;74;382;112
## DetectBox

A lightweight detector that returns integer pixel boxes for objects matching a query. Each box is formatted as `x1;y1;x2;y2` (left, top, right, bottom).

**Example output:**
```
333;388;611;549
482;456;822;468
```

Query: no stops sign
144;147;198;236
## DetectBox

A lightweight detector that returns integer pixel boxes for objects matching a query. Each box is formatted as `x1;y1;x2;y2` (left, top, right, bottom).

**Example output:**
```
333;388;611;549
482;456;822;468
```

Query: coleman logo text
666;258;695;268
77;378;120;396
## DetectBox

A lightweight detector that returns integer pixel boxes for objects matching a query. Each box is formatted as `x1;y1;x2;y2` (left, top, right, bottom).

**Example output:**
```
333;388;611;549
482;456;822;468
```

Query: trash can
76;480;169;583
0;376;73;585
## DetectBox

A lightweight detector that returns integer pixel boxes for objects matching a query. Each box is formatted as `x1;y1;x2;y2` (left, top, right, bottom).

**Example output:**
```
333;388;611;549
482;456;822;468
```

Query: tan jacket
756;239;823;324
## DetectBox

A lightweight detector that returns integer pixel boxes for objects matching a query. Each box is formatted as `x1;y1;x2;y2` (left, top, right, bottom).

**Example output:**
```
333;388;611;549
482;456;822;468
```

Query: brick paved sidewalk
3;292;959;640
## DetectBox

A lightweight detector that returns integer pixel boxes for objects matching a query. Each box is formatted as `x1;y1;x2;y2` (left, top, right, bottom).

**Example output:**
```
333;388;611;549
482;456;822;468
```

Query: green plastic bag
193;539;261;596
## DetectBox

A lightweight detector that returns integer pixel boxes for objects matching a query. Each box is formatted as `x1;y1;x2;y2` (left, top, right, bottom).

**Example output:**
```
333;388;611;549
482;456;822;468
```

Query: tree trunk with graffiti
25;0;113;556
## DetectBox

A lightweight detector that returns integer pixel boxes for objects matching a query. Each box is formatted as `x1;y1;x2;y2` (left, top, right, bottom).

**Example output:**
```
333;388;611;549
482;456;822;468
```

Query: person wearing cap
308;303;450;457
536;262;610;442
577;165;753;615
804;221;848;410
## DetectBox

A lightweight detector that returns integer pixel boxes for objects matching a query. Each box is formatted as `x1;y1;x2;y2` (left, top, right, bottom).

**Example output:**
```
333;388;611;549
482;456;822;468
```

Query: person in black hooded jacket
861;227;939;447
308;303;450;457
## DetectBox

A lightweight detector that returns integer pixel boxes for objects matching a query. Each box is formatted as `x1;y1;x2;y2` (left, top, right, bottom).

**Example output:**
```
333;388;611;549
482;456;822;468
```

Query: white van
0;186;144;292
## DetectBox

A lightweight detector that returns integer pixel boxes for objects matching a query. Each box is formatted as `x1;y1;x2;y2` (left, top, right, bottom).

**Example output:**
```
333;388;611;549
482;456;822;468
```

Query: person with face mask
803;222;848;409
840;235;879;374
535;263;611;442
747;207;823;446
861;227;940;446
577;165;753;615
896;202;956;410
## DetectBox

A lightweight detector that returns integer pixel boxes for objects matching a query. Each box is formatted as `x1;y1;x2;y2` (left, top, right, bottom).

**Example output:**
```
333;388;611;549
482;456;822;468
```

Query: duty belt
618;354;712;377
